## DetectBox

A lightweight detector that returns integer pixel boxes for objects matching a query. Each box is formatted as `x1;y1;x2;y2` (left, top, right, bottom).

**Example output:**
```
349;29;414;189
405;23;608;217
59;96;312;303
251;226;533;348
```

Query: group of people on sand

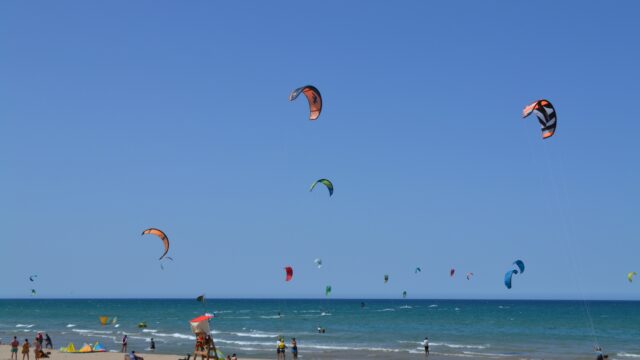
9;334;53;360
276;337;297;360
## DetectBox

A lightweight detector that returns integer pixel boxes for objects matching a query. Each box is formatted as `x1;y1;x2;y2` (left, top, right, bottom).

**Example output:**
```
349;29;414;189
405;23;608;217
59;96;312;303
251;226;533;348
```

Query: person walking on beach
44;334;52;350
129;351;143;360
290;338;298;359
10;337;19;360
21;339;30;360
121;335;128;353
149;338;155;351
423;337;429;356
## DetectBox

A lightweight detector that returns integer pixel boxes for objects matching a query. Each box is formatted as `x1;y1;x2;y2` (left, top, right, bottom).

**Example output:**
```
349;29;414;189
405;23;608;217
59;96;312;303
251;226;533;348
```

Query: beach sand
0;344;486;360
0;346;264;360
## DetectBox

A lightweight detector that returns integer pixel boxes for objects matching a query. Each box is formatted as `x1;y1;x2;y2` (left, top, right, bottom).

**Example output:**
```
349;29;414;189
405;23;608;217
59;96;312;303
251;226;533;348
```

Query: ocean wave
618;353;640;358
302;344;404;352
72;329;113;334
376;308;395;312
215;339;273;347
431;342;488;349
142;329;157;333
223;316;251;319
154;332;196;340
399;305;413;309
428;304;438;308
66;324;77;328
320;312;331;316
259;315;281;319
231;331;277;338
16;324;34;328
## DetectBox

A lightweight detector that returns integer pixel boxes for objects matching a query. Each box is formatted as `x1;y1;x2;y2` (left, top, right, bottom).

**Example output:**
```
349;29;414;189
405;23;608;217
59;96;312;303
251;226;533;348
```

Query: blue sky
1;1;639;299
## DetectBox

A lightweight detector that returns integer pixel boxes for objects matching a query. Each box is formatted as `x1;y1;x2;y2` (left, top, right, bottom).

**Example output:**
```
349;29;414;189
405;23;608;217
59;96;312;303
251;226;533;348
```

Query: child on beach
11;337;19;360
22;339;30;360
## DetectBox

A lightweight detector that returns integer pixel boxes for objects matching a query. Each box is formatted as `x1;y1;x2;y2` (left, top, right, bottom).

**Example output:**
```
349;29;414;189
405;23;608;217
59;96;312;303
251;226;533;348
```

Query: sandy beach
0;344;482;360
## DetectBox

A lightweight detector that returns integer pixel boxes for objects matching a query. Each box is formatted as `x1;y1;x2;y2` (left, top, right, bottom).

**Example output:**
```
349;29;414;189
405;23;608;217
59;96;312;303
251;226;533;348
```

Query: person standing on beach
290;338;298;359
121;335;128;353
44;334;52;350
34;337;41;360
10;337;19;360
149;338;155;351
423;337;429;356
21;339;30;360
276;338;286;360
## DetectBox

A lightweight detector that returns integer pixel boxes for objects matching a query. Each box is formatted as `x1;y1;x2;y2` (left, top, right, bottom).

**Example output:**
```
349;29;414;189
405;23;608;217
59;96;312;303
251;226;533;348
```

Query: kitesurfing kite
141;228;171;260
384;274;389;283
310;179;334;197
31;289;36;296
325;285;332;296
466;272;474;280
415;267;422;274
522;99;557;139
402;291;407;299
285;266;293;282
628;272;637;283
504;270;518;289
314;258;323;268
450;268;455;277
29;275;38;282
289;85;322;120
196;295;205;303
137;322;147;329
513;260;525;274
99;316;109;326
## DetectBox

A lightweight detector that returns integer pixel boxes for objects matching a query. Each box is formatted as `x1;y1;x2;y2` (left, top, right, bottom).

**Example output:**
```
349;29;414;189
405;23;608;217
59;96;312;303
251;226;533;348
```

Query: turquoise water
0;299;638;359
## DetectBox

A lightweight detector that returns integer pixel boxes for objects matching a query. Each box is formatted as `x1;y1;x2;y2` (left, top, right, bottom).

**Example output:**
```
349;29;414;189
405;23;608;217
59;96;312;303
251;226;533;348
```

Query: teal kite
325;285;332;296
310;179;334;196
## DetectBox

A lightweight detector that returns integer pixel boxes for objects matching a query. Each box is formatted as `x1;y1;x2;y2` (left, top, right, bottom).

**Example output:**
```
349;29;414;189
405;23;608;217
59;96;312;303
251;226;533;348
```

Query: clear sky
1;1;639;299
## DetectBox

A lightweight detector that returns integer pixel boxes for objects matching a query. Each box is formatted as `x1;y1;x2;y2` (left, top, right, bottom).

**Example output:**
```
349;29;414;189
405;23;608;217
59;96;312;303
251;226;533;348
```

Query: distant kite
522;99;557;139
384;274;389;283
285;266;293;282
450;268;455;277
31;289;36;296
402;291;407;299
325;285;332;296
628;272;638;283
289;85;322;120
504;270;519;289
314;258;323;268
141;228;171;260
196;295;205;303
415;267;422;274
513;260;525;274
310;179;334;197
29;275;38;282
466;272;474;280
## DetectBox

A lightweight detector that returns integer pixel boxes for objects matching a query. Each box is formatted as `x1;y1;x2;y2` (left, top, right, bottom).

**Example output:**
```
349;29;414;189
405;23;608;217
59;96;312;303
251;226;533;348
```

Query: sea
0;299;639;360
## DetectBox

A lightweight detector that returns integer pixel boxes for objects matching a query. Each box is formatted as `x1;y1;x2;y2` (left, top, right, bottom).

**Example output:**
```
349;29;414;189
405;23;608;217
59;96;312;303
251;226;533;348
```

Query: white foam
431;342;488;349
66;324;76;328
259;315;281;319
231;331;277;338
154;332;196;340
618;353;640;358
16;324;34;328
376;308;395;312
428;304;438;308
142;329;157;333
